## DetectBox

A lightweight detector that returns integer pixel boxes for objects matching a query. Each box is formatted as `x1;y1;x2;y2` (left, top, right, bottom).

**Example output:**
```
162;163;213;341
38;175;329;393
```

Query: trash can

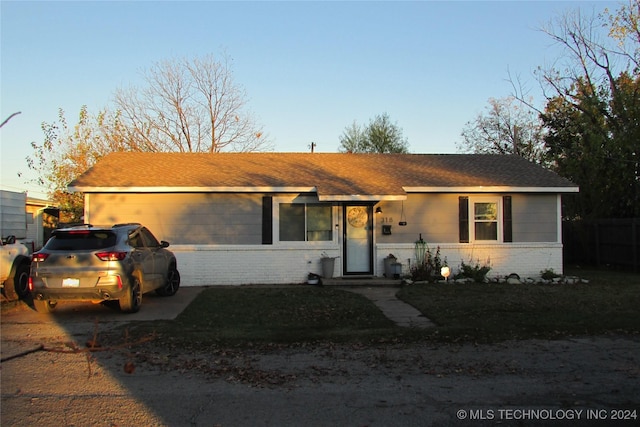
391;262;402;279
384;255;397;278
321;257;336;278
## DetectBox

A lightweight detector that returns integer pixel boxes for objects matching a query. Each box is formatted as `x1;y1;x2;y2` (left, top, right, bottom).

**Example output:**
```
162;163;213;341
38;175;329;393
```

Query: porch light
441;266;451;282
375;207;382;214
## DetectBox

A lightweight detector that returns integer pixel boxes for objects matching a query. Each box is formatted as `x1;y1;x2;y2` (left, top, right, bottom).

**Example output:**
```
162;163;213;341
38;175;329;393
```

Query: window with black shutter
459;196;469;243
459;196;512;243
262;196;273;244
503;196;512;243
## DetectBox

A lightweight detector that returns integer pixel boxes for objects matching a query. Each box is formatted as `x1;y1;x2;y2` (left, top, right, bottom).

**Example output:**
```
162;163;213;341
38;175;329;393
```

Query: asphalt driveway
2;285;204;323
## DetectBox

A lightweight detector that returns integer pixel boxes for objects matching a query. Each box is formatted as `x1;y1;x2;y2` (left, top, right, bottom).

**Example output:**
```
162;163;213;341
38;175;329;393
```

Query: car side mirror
160;241;170;248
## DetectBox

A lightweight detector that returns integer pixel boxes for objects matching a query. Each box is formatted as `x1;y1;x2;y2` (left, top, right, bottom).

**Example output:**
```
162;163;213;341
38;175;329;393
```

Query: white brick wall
171;243;564;286
171;245;341;286
376;243;564;280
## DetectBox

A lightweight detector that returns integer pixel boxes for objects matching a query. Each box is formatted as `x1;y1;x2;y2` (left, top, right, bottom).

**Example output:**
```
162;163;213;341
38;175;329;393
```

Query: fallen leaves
123;361;136;374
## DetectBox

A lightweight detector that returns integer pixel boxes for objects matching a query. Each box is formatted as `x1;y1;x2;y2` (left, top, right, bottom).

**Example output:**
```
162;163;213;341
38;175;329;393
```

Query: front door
343;205;373;275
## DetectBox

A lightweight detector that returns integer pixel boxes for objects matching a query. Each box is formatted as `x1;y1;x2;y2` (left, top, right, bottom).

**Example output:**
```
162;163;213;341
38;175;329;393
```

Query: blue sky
1;0;618;197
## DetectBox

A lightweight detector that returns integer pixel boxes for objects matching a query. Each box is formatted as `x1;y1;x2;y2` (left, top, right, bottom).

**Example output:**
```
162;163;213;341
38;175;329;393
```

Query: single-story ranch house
69;152;578;286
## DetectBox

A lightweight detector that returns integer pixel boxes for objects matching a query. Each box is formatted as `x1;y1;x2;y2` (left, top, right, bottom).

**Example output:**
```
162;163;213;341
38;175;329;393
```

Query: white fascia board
68;186;317;193
317;194;407;202
70;185;579;195
403;186;580;193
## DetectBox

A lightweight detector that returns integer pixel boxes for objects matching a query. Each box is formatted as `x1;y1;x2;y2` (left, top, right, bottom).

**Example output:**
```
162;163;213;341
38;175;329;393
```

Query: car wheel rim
133;281;142;308
167;271;178;293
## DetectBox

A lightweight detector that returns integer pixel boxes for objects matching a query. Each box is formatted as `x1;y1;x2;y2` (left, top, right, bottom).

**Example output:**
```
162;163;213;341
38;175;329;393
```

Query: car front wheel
119;278;142;313
157;266;180;297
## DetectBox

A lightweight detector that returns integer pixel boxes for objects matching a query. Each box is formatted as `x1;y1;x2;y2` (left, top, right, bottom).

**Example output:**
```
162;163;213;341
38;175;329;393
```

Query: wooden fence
563;218;640;271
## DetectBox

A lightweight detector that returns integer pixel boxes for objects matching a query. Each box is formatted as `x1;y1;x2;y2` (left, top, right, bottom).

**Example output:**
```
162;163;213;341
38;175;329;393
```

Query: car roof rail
113;222;141;228
51;223;94;234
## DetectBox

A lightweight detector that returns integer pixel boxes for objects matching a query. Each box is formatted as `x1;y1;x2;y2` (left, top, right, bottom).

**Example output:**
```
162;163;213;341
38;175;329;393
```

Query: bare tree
0;111;21;128
516;1;640;219
458;97;546;164
113;53;271;153
508;3;638;118
605;0;640;71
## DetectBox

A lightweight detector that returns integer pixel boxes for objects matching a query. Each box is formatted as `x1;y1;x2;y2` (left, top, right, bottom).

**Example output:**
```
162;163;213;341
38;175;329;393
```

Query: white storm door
344;205;373;275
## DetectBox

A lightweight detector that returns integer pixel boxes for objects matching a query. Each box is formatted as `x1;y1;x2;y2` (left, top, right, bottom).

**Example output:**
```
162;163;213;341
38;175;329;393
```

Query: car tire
33;299;57;313
2;261;30;301
14;262;31;299
119;278;142;313
156;266;180;297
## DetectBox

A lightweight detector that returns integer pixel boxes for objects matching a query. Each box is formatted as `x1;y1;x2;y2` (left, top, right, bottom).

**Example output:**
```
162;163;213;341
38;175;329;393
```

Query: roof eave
403;186;579;193
317;194;407;202
69;185;579;195
68;186;318;193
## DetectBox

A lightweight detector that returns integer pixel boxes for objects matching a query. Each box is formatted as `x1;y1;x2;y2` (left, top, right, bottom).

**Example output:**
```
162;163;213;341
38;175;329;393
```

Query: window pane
474;202;497;221
473;201;498;240
279;204;305;241
46;231;117;250
307;204;332;241
475;222;497;240
140;228;160;247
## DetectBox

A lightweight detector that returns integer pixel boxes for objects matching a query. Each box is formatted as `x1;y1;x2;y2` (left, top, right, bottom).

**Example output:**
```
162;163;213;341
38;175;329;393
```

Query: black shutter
459;196;469;243
262;196;273;244
503;196;512;243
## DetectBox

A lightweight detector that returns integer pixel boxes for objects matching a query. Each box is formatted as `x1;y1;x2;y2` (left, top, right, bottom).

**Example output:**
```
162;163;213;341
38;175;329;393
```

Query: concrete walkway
342;286;435;328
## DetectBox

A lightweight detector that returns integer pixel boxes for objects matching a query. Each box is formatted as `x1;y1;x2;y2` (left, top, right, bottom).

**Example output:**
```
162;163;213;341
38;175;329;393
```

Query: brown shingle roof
69;152;578;197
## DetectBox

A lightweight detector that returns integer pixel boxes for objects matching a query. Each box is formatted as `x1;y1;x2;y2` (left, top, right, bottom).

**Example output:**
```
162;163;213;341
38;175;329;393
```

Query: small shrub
454;258;492;283
410;246;444;282
540;268;560;280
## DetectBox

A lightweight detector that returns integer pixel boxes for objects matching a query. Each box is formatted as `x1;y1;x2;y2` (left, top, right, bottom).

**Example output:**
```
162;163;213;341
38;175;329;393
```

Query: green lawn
396;267;640;342
135;286;399;348
125;268;640;349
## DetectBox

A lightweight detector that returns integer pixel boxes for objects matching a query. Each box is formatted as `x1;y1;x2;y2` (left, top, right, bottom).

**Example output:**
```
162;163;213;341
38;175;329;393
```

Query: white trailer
1;190;28;239
1;190;31;300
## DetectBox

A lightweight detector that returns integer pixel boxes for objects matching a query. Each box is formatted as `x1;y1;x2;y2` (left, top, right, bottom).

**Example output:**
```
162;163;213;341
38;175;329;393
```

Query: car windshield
45;230;118;251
